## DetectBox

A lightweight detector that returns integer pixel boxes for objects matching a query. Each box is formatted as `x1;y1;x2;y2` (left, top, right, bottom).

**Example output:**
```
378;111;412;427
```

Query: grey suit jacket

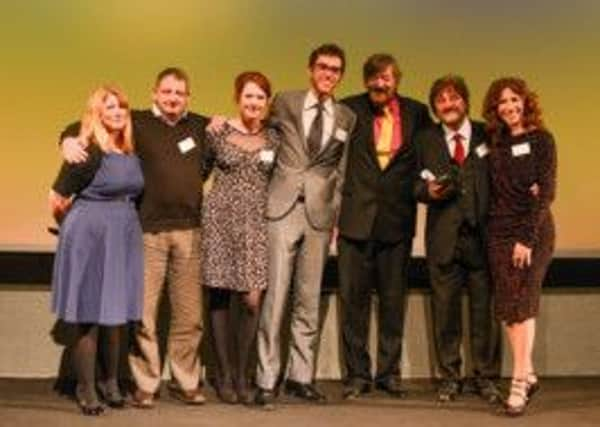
267;90;356;231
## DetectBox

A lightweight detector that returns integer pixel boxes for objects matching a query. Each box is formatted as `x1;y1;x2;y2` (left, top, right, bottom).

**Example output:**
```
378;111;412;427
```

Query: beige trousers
129;228;203;393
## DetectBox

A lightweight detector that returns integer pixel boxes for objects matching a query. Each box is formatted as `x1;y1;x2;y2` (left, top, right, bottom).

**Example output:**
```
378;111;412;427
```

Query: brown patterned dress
487;129;557;324
202;123;279;292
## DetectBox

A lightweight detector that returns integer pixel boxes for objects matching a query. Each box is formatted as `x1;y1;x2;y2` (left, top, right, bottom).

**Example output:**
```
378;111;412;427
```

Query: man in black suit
414;75;501;403
338;54;432;399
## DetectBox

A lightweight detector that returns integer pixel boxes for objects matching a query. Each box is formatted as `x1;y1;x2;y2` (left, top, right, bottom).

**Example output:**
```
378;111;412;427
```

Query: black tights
73;324;122;403
209;288;262;387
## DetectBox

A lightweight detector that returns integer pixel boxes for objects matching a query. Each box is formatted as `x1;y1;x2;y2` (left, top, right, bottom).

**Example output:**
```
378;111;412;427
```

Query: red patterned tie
453;133;465;166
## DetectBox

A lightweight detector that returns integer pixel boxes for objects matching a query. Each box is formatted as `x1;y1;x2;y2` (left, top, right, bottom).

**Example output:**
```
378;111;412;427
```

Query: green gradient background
1;0;598;253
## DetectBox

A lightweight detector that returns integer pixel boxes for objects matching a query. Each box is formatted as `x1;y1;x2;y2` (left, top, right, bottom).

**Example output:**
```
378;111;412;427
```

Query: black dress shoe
473;378;502;404
437;380;461;402
343;379;372;400
215;380;238;404
235;379;255;405
284;380;327;403
374;378;408;398
255;388;276;410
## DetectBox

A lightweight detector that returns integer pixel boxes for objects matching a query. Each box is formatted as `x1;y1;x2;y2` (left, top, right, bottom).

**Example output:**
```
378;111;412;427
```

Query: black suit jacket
338;93;432;242
414;120;490;265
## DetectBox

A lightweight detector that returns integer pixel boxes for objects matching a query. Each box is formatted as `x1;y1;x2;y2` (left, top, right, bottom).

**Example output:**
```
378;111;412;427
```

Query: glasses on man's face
314;62;342;75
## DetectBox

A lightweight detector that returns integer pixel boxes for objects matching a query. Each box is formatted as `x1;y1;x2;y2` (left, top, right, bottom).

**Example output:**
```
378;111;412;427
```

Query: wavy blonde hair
80;85;133;153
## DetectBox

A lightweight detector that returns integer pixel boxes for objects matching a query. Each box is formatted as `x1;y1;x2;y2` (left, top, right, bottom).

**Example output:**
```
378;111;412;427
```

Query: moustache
440;107;461;115
367;86;391;94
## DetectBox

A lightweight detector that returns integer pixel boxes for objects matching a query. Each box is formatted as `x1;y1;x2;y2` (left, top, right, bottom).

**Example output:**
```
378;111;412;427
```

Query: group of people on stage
48;43;557;417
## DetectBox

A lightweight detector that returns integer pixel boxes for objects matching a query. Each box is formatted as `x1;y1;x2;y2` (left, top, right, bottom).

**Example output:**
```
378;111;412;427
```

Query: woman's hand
49;190;72;224
530;183;540;198
61;136;88;163
512;242;532;269
206;115;227;134
427;180;451;200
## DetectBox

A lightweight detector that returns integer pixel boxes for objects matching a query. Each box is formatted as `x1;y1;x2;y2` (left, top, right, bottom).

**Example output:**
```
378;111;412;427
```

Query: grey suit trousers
256;201;330;389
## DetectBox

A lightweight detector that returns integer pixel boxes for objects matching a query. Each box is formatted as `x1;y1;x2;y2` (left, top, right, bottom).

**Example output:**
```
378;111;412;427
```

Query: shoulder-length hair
80;85;133;153
482;77;545;142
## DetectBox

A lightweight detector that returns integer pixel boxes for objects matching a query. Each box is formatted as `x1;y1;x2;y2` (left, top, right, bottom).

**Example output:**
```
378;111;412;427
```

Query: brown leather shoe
130;389;155;409
169;387;206;405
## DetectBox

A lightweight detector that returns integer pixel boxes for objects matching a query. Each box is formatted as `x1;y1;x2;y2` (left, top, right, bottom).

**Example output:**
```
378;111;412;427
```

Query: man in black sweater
337;54;432;399
61;68;209;407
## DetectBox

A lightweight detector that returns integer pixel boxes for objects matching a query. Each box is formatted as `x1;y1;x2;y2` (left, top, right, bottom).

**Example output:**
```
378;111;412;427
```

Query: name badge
177;137;196;154
476;143;490;158
420;168;437;181
512;142;531;157
334;128;348;142
259;149;275;163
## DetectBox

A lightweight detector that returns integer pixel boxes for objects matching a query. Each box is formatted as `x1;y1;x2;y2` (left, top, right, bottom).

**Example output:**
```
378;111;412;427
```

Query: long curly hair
482;77;545;143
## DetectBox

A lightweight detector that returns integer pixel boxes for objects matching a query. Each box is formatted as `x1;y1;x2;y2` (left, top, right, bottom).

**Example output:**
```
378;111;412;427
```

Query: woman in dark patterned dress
50;86;144;415
482;77;557;416
202;72;279;403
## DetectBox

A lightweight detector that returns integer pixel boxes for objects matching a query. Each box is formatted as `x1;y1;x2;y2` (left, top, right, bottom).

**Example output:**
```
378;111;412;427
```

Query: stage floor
1;378;599;427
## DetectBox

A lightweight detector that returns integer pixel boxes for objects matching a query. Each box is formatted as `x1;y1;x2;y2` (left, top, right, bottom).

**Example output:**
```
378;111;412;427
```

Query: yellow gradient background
1;1;598;254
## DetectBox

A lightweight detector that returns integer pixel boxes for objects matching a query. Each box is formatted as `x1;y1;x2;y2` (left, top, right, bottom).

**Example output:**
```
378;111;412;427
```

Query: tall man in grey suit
255;43;356;408
414;75;501;403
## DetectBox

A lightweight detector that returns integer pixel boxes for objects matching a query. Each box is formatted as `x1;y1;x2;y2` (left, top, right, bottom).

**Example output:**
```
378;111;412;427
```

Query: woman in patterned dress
482;77;557;416
202;71;279;403
50;86;144;415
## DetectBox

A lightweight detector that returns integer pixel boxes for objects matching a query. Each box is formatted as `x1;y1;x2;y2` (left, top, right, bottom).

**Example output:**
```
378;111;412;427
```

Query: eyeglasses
313;62;343;74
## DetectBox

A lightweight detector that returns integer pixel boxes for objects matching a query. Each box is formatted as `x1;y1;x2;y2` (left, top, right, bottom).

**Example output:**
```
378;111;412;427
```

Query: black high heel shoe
75;385;105;416
97;381;126;408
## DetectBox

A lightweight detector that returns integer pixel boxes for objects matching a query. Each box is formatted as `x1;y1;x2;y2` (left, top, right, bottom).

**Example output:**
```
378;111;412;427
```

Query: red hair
234;71;272;102
482;77;545;142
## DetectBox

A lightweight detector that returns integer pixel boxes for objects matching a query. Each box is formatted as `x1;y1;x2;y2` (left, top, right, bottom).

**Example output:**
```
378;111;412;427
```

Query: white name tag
512;142;531;157
177;137;196;154
476;143;490;158
259;149;275;163
420;168;437;182
334;128;348;142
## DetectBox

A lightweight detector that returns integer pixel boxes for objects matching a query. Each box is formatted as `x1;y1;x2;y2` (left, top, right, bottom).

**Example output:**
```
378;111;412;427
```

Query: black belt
78;195;135;203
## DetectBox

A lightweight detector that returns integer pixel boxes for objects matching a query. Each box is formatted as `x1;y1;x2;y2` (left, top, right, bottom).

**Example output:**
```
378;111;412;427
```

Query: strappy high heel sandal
526;372;540;399
503;378;529;417
75;385;105;416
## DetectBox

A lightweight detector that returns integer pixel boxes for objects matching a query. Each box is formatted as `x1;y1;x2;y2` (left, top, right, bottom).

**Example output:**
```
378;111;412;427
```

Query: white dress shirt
442;118;472;158
302;90;335;149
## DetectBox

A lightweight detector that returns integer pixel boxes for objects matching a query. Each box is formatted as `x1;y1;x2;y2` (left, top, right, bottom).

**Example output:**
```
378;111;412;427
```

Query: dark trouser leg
466;267;501;380
74;323;100;405
338;237;373;383
428;261;464;381
374;240;411;383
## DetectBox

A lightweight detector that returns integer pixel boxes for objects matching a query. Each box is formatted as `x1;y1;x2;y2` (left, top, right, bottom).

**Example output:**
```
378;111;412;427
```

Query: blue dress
52;153;144;325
